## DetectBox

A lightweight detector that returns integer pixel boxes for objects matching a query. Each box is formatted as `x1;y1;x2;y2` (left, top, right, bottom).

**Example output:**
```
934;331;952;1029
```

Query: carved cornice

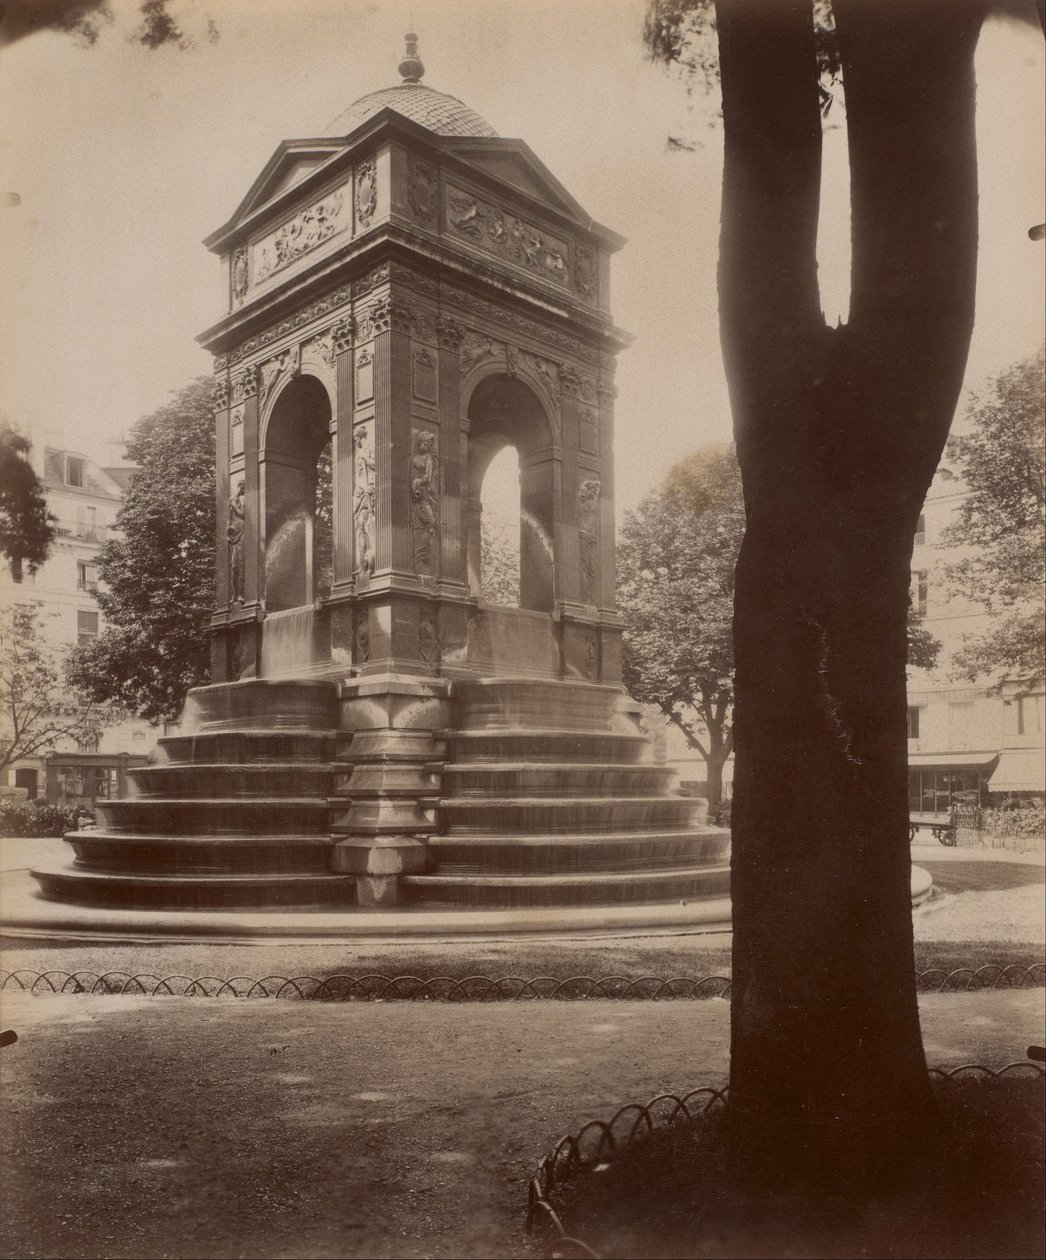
224;284;352;368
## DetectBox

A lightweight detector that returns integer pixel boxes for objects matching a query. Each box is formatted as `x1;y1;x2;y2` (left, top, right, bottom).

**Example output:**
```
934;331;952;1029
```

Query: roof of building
41;449;125;500
323;34;497;140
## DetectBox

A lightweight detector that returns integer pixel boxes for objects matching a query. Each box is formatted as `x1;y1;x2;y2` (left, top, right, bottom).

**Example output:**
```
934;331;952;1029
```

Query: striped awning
988;750;1045;792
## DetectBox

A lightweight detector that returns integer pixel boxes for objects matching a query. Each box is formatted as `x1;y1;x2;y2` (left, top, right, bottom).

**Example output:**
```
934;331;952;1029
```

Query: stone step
30;861;353;911
437;795;704;833
182;679;339;732
129;764;335;799
401;863;731;909
154;729;339;766
95;798;331;836
425;827;729;873
65;831;336;876
445;729;651;765
450;678;626;732
440;763;677;797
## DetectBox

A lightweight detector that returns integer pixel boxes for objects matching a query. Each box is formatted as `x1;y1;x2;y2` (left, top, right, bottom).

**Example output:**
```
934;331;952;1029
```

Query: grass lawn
918;859;1045;896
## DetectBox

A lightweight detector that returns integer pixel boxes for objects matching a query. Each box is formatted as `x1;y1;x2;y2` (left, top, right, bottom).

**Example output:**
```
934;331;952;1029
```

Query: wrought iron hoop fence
525;1062;1046;1259
0;963;1041;999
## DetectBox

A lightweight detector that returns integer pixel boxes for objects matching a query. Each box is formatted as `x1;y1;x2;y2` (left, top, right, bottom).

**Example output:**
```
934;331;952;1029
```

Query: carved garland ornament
408;157;439;225
355;160;377;226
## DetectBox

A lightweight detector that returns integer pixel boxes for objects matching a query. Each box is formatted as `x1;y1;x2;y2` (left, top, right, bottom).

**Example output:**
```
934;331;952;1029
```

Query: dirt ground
1;989;1043;1260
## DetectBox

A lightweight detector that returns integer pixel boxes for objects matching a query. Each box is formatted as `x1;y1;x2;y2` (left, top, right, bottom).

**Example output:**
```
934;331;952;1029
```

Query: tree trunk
704;743;727;809
718;0;983;1198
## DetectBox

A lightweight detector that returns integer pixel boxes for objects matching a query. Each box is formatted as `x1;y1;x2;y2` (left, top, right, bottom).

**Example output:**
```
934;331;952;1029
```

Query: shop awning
988;750;1045;793
908;751;999;768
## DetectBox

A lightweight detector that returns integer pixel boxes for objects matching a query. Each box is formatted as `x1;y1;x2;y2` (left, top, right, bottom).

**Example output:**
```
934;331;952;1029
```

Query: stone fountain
30;37;732;924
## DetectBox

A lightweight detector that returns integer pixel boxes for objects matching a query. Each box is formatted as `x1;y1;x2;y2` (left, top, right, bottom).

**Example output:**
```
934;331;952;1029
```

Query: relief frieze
253;186;349;285
445;184;571;290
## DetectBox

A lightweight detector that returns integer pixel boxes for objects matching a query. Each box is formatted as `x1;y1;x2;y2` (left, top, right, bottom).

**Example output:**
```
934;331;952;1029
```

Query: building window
76;506;98;540
914;514;926;546
907;706;921;740
1017;695;1042;737
915;571;928;616
77;610;99;643
948;701;975;751
77;561;98;592
66;456;85;488
77;730;100;754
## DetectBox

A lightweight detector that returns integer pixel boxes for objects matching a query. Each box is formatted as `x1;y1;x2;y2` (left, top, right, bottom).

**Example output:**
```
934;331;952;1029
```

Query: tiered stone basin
30;676;731;916
406;678;730;909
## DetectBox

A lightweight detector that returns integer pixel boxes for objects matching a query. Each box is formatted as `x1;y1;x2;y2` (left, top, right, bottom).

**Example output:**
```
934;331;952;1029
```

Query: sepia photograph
0;1;1044;1256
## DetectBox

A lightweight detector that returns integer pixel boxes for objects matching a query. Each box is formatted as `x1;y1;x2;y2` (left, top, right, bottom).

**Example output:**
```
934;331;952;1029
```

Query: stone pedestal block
328;673;448;904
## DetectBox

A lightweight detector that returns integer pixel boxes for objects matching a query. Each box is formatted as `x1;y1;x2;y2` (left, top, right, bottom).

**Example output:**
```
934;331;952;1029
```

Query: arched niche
260;374;332;611
466;374;555;612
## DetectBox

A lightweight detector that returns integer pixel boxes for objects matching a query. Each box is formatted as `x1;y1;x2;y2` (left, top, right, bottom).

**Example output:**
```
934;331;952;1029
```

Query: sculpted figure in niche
578;477;601;603
227;478;246;605
353;428;376;574
411;430;440;572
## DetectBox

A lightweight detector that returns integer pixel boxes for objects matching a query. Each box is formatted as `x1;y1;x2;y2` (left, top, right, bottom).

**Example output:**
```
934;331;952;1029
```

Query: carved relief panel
578;477;601;604
407;157;439;228
410;426;440;576
445;183;570;290
253;185;350;286
352;422;376;575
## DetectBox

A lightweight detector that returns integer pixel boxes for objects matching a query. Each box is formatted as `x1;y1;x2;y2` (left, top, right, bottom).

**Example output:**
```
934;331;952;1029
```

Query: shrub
711;799;732;828
0;800;79;837
981;807;1046;840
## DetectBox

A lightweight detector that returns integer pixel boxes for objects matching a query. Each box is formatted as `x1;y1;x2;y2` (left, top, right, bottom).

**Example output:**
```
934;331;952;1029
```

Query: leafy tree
0;604;113;776
647;0;1002;1203
0;419;55;578
619;446;742;806
941;350;1045;683
67;378;215;723
0;0;218;49
620;446;939;808
480;510;521;606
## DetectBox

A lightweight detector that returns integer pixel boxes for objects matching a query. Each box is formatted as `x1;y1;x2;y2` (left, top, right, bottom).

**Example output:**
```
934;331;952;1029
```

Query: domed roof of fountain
324;33;498;140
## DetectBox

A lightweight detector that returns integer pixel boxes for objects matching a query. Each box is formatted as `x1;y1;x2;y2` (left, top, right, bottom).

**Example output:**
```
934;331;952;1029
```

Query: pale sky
1;0;1043;512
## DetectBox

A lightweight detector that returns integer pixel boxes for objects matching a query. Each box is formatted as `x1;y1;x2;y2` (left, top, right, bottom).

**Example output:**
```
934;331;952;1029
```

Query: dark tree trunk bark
717;0;983;1197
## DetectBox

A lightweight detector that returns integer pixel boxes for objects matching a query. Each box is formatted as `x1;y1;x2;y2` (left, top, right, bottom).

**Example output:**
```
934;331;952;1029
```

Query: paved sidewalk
1;989;1042;1259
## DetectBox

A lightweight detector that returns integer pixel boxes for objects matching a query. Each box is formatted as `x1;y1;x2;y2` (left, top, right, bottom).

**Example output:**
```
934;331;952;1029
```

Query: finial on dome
398;32;425;83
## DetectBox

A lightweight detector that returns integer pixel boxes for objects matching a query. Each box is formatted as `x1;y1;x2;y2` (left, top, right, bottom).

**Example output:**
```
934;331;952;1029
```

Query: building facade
1;446;153;809
906;463;1044;812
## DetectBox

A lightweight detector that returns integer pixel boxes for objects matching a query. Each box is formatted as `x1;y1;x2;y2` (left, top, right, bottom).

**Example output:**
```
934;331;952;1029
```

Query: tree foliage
0;604;115;775
480;510;521;606
942;349;1045;682
0;0;218;48
67;378;216;723
0;419;55;577
619;446;742;804
620;445;940;802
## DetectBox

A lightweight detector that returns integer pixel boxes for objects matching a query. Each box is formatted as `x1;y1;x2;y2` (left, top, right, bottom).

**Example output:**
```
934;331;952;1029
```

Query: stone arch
465;372;556;612
259;372;332;611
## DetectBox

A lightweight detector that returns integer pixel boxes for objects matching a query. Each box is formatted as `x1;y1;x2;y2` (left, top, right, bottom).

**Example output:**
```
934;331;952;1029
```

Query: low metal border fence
0;963;1042;999
525;1061;1046;1259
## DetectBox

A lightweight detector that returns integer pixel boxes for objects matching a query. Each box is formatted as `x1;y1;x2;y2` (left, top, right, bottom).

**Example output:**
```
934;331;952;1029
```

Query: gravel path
1;989;1043;1260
